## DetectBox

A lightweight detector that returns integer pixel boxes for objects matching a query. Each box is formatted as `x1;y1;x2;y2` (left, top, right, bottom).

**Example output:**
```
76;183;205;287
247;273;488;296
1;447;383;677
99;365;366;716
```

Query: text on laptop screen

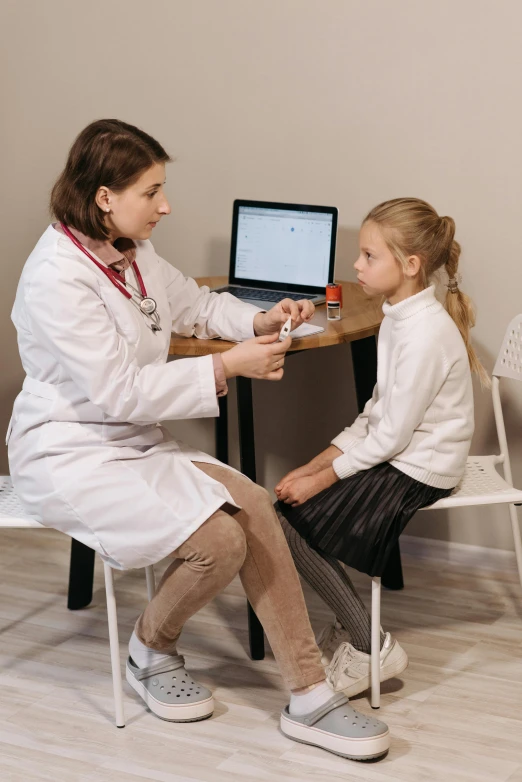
235;206;333;287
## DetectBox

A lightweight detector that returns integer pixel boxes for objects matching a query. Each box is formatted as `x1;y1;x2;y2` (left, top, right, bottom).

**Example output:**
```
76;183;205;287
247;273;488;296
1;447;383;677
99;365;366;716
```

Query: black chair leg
67;539;95;610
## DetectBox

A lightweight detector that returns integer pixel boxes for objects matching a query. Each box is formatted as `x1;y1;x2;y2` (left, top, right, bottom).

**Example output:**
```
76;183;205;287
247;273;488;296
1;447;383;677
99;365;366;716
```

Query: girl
276;198;484;697
7;119;390;761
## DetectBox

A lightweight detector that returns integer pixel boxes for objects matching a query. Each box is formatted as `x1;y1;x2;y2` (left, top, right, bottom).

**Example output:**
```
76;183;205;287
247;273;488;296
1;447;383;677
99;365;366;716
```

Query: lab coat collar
53;223;136;269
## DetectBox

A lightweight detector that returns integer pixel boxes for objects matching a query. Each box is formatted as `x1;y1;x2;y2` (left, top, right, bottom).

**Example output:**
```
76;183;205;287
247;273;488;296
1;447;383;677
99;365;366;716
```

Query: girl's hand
276;467;338;507
254;299;315;336
275;464;316;495
221;333;292;381
276;445;344;497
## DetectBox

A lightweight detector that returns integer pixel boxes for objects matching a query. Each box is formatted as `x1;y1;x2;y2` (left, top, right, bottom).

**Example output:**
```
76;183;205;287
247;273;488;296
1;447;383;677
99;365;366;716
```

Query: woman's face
97;162;171;241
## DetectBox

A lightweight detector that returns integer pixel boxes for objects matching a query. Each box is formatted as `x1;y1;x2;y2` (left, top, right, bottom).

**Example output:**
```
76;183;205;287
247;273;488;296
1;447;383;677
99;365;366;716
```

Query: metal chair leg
371;577;381;709
145;565;156;602
103;563;125;728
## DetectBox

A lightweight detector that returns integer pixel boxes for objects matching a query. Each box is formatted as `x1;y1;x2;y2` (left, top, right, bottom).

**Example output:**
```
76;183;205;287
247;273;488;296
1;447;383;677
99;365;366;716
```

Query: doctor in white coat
7;119;390;762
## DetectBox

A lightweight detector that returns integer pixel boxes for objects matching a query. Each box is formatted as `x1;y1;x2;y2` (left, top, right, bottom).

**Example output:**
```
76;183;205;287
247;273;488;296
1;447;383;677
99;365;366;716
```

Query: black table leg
67;539;95;610
216;394;229;464
350;336;378;415
350;336;404;591
236;377;265;660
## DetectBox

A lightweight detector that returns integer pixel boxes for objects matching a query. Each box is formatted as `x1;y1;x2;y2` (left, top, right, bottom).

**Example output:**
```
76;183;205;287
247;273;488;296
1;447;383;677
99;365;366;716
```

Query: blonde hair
364;198;489;386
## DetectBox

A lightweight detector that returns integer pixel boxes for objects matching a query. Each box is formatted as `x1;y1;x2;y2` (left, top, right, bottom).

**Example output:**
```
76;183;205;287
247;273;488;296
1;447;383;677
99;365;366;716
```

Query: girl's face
354;220;421;304
96;163;171;242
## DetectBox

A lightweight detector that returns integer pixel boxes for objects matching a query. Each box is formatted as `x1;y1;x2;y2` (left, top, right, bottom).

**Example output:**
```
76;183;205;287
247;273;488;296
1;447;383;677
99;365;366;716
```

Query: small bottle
326;283;342;321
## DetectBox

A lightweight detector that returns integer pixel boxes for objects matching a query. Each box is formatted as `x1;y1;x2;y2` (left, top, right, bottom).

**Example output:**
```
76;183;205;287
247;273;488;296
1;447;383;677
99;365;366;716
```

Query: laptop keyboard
219;287;316;302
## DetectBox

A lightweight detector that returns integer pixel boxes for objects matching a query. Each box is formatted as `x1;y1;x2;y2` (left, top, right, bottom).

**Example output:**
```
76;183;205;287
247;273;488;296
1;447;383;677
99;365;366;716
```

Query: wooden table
168;278;384;356
67;278;404;658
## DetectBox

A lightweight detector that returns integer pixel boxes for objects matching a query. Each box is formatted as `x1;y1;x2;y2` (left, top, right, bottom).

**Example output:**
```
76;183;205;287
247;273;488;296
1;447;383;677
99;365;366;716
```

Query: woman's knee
185;511;247;574
241;481;273;515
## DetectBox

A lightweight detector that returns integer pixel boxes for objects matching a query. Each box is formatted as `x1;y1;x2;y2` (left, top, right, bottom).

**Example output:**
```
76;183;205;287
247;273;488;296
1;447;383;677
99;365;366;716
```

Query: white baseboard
400;534;518;572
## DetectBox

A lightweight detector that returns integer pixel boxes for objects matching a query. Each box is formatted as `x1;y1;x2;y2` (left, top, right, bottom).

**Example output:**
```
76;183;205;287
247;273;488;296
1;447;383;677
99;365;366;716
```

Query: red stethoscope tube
60;222;146;299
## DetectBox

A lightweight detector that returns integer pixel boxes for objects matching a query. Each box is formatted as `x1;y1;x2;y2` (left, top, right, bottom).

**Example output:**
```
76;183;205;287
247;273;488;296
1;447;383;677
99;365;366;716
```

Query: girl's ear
405;254;421;279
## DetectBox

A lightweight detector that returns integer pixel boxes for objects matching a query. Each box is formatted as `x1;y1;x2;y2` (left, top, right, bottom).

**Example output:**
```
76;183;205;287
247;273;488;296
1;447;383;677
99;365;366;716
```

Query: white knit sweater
332;286;474;489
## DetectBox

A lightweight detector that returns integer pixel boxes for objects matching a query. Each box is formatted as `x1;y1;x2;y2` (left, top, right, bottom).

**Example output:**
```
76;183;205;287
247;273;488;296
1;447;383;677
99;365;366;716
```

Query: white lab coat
7;225;262;569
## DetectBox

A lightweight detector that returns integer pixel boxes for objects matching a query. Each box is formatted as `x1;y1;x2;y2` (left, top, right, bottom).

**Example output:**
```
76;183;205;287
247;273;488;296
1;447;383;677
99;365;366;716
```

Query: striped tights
279;512;385;653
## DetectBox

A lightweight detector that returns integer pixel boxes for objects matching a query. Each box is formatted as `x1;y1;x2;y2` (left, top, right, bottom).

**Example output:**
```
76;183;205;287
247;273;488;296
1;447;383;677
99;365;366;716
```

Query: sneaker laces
325;641;359;689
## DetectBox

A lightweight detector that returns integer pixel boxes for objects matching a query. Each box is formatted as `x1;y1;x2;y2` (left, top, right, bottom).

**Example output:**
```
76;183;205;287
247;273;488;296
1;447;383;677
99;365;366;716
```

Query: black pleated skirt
277;462;452;577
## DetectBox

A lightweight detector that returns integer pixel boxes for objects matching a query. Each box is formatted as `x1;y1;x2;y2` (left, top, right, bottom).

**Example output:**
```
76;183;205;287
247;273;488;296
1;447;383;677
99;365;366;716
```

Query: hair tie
446;273;462;293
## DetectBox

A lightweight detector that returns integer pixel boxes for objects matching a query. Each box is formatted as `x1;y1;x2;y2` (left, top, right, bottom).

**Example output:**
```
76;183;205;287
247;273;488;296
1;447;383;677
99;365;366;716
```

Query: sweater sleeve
332;340;450;479
331;384;378;453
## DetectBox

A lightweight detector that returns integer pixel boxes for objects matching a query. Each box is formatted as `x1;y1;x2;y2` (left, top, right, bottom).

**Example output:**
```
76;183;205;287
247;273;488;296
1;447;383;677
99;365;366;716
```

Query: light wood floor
0;528;521;782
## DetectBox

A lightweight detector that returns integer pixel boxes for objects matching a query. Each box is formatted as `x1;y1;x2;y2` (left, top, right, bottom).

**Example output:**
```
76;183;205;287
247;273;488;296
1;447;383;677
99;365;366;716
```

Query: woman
7;119;390;762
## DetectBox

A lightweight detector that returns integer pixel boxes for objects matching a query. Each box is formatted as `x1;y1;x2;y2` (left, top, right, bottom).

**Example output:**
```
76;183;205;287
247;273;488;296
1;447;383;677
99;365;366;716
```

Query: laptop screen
231;203;336;291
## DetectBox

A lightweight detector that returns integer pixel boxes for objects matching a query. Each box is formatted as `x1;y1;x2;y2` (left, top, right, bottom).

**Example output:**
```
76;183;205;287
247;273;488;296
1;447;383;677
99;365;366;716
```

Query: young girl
275;198;485;696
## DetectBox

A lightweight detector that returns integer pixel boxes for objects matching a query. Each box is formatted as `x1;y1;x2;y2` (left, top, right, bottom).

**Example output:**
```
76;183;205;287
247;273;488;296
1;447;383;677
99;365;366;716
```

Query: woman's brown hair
50;119;172;240
364;198;489;386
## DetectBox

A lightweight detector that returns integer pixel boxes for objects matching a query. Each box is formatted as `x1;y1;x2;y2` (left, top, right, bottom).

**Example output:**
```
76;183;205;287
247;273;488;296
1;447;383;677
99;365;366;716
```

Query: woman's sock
129;630;175;669
289;680;336;716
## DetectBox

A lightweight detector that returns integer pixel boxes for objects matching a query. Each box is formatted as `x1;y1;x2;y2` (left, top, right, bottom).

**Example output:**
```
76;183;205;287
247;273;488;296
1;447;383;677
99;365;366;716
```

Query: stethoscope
60;223;162;333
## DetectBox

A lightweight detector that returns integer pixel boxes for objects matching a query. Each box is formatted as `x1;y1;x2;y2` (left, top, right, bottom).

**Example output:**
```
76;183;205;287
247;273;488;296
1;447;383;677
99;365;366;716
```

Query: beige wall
2;0;522;550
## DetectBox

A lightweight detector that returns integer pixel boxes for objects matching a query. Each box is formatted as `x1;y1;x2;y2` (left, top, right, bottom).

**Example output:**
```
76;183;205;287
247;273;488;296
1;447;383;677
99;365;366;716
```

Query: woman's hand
275;467;339;507
221;333;291;381
254;298;315;336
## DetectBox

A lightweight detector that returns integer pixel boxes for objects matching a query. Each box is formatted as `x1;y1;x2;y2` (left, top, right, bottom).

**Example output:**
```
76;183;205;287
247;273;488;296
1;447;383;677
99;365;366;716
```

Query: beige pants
136;462;325;690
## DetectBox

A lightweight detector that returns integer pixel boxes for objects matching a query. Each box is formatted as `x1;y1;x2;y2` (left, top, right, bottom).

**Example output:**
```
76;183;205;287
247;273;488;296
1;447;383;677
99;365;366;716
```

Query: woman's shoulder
21;225;101;293
27;224;63;260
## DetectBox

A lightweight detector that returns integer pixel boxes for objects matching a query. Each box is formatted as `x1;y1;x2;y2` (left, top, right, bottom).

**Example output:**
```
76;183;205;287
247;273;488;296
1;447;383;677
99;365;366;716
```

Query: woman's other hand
221;334;291;381
253;298;315;336
275;467;338;507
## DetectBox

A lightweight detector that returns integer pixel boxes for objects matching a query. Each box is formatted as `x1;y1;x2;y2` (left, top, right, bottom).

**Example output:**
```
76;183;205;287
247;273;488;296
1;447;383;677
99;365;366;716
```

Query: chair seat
423;456;522;510
0;477;44;528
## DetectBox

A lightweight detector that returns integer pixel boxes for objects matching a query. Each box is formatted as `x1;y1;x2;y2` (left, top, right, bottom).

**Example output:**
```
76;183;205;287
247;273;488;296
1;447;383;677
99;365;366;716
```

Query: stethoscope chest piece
140;297;157;315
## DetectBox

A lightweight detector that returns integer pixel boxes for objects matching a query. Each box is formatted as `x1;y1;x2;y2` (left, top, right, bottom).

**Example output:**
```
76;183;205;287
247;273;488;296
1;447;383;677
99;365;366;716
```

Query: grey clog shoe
126;655;214;722
280;693;390;761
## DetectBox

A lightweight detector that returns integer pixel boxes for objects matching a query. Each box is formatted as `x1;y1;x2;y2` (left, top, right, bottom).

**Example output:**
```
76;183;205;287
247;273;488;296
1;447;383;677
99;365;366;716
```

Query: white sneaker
316;621;351;666
325;633;408;698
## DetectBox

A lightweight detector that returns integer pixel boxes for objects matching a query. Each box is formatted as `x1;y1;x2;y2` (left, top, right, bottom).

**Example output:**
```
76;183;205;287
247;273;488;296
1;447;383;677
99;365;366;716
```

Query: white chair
0;476;156;728
370;314;522;709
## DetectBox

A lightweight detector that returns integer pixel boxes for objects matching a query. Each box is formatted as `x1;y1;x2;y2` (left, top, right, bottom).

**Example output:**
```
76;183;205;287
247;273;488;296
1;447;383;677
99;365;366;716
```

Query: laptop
212;199;338;308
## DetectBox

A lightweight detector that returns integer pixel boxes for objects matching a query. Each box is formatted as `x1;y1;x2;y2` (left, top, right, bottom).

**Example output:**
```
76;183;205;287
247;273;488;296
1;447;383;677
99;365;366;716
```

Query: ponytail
440;218;490;388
